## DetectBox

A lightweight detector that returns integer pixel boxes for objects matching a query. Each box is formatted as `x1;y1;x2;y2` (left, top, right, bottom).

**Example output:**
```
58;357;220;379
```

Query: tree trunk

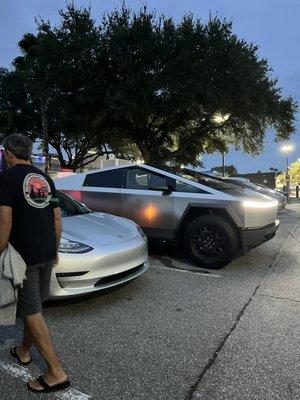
40;99;51;174
136;141;152;164
50;142;67;169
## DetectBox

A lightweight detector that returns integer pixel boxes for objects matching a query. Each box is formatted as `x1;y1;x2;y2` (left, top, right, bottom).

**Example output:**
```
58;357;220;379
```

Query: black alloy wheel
184;215;238;269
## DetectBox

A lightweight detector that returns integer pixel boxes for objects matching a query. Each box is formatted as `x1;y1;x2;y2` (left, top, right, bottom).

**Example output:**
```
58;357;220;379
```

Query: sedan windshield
57;191;92;217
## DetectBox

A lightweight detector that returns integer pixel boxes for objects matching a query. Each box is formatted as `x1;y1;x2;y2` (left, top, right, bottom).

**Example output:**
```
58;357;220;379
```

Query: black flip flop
10;346;32;366
27;375;71;393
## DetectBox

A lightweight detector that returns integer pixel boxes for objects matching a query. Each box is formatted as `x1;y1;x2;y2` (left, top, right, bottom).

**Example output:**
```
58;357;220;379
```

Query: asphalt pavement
0;203;299;400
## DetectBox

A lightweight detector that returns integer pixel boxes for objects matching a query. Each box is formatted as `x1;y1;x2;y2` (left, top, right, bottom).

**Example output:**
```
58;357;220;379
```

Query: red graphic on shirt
28;176;49;199
23;174;51;208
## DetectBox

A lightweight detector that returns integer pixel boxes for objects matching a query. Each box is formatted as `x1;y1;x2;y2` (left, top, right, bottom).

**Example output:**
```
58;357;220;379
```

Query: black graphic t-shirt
0;164;58;265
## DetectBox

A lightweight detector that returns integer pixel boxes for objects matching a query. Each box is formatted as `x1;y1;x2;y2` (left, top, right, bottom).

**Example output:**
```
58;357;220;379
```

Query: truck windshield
176;169;240;191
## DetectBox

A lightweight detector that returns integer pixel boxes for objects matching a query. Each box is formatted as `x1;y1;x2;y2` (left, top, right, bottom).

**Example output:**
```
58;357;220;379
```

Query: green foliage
0;4;108;170
0;3;297;169
276;172;285;187
275;161;300;187
0;68;40;137
289;161;300;184
97;5;297;166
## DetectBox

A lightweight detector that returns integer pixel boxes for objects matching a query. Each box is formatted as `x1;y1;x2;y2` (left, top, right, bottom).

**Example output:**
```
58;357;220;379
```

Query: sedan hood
62;212;139;246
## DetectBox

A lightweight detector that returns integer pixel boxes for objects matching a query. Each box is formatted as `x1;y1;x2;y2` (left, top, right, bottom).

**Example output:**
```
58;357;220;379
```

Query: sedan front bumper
48;236;148;299
240;219;280;252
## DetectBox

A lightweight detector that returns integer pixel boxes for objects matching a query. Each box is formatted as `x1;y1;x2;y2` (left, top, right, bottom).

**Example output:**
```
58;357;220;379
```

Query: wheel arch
176;204;241;245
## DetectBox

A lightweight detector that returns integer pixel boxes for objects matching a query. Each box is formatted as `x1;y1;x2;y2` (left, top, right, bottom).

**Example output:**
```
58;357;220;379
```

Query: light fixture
281;144;294;153
243;200;278;209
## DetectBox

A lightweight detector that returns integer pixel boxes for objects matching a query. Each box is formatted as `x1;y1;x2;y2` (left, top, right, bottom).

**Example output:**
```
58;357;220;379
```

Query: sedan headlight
243;200;278;208
59;238;93;253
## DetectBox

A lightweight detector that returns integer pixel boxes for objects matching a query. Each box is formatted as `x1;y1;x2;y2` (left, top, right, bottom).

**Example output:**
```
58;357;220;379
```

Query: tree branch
77;152;103;168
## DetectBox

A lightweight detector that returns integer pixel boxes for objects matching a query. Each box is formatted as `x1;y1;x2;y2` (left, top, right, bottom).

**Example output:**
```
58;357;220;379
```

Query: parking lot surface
0;203;299;400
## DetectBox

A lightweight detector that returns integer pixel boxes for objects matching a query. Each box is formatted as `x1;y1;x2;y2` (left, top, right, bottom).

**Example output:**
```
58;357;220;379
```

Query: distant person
0;134;70;393
0;148;7;172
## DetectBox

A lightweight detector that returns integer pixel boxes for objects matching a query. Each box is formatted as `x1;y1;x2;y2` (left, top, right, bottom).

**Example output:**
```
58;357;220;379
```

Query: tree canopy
276;161;300;187
0;3;297;170
0;5;109;170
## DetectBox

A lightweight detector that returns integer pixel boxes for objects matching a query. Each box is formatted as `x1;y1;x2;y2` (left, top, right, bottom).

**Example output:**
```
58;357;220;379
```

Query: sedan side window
83;169;124;188
126;168;167;190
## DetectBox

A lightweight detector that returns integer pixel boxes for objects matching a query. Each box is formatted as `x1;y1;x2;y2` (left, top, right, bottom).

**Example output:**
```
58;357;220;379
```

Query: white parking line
0;360;91;399
0;360;33;381
152;264;221;277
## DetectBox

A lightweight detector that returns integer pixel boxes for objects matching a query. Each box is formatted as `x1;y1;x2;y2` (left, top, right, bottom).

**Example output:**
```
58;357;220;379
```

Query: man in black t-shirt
0;134;70;393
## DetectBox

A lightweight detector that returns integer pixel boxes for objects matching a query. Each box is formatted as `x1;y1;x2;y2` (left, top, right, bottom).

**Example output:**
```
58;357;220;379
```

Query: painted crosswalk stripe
0;360;91;399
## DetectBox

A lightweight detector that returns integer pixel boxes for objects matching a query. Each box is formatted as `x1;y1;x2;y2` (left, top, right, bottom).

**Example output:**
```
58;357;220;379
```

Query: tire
184;215;238;269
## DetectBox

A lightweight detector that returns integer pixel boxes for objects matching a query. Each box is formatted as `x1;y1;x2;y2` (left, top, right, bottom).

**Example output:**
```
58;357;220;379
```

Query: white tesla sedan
49;191;148;299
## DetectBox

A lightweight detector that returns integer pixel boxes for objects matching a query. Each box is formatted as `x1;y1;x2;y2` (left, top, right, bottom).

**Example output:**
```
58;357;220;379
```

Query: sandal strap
10;346;19;360
37;375;51;390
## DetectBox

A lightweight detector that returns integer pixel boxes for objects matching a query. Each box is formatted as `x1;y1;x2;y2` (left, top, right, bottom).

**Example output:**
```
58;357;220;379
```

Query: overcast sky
0;0;299;173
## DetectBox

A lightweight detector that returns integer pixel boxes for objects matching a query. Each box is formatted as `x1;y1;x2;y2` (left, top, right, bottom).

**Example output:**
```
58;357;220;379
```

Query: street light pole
222;152;225;177
281;144;294;198
210;112;231;179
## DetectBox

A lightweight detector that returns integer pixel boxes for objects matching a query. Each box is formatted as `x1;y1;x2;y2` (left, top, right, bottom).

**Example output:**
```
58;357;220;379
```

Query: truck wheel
184;215;238;269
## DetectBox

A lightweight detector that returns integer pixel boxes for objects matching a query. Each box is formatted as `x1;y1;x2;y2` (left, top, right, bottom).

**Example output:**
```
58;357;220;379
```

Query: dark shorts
17;262;53;318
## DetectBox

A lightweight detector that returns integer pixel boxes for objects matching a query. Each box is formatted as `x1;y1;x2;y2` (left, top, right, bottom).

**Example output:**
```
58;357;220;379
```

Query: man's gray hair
3;134;33;161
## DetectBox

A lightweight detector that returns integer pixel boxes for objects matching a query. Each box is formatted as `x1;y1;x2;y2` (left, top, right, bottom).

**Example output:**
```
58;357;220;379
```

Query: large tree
0;68;41;138
0;5;109;171
97;6;297;166
0;4;297;169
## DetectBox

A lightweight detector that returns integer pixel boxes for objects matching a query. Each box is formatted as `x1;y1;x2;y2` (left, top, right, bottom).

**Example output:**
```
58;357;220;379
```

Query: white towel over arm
0;244;27;325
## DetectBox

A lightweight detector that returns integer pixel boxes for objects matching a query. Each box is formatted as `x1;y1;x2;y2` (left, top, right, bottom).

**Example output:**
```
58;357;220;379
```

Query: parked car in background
50;191;148;298
56;164;279;269
223;177;287;209
275;187;289;199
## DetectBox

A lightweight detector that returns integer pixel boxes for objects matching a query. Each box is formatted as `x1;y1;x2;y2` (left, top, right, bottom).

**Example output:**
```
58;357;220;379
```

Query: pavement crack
184;284;260;400
184;219;300;400
289;232;300;247
259;293;300;303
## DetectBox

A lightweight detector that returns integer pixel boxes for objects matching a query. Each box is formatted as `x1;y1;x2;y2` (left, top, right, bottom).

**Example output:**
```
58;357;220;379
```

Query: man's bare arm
53;207;62;266
54;207;62;249
0;206;12;254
